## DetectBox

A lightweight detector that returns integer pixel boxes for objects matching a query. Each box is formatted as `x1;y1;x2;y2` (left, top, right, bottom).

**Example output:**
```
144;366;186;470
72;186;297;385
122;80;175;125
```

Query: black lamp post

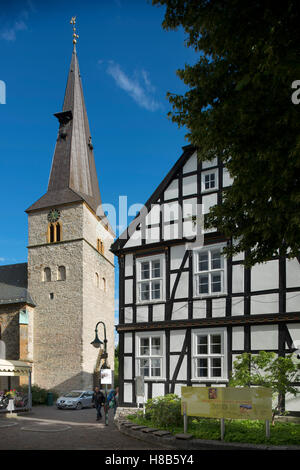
91;321;109;426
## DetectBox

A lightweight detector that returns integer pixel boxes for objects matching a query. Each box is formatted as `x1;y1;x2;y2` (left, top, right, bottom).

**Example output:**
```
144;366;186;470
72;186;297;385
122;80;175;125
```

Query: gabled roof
26;46;104;217
0;263;35;307
110;144;196;254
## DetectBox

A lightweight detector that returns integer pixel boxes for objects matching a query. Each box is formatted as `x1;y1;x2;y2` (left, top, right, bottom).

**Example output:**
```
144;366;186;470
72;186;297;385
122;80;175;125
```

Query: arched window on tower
49;224;55;243
56;222;61;242
48;222;62;243
43;267;52;282
58;266;66;281
102;277;106;292
95;272;99;288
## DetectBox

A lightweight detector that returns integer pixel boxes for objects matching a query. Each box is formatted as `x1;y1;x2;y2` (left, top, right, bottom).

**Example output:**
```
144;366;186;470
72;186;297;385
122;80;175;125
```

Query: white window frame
136;254;165;304
192;328;228;382
136;331;165;381
201;169;218;193
194;244;226;298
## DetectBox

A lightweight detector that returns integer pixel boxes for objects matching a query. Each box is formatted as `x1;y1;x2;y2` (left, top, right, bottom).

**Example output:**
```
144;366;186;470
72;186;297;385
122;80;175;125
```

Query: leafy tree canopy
153;0;300;265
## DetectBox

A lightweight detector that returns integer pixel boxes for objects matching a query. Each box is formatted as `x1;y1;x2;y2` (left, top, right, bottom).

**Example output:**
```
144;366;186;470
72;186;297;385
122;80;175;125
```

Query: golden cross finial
70;16;79;45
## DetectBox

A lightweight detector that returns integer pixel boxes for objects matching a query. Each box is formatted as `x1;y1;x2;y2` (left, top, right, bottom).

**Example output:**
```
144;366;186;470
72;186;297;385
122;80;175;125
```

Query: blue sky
0;0;197;331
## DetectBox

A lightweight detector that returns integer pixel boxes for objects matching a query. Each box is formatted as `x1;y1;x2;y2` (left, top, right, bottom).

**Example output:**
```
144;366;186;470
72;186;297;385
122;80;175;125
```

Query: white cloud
106;61;162;112
1;7;30;42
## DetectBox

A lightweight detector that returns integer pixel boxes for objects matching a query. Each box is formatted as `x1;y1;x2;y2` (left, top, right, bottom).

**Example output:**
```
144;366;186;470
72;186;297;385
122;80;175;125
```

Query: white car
56;390;94;410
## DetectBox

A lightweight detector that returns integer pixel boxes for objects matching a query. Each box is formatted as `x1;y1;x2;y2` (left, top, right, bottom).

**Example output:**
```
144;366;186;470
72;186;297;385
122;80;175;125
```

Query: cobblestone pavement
0;406;164;450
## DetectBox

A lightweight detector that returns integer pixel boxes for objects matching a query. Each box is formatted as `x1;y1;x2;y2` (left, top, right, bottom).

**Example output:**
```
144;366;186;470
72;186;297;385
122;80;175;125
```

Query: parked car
56;390;94;410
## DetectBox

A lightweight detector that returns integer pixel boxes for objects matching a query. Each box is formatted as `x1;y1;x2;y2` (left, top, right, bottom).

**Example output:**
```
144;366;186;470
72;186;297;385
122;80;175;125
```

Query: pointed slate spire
26;45;103;216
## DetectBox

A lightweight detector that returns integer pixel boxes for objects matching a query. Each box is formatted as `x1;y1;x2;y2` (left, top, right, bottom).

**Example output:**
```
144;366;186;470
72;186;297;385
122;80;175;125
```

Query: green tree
152;0;300;265
229;351;300;424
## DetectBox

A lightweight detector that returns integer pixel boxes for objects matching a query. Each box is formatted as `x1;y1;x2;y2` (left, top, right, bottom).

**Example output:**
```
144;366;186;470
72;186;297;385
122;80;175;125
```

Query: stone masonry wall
82;204;115;389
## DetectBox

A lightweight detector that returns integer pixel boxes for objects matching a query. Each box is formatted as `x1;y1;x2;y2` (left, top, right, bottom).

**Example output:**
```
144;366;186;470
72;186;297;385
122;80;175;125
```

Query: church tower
26;30;115;393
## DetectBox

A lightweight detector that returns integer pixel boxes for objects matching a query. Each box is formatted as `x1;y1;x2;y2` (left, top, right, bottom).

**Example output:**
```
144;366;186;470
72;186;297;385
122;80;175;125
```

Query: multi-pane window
193;330;226;380
195;247;225;296
202;170;218;192
137;256;164;302
137;334;164;378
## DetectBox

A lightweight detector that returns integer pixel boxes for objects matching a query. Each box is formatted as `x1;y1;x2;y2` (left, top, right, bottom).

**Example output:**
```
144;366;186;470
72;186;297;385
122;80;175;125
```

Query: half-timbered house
111;145;300;412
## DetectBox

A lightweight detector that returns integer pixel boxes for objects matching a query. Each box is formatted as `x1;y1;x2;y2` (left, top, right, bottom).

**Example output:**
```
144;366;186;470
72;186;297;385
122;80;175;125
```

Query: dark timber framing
112;146;300;409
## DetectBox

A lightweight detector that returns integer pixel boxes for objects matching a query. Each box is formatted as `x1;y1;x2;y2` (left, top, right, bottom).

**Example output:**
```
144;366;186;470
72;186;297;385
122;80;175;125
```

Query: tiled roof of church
26;45;103;216
0;263;35;306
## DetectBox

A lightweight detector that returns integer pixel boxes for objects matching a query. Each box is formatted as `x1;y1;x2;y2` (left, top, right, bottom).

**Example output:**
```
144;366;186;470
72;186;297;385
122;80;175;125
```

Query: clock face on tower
48;208;61;223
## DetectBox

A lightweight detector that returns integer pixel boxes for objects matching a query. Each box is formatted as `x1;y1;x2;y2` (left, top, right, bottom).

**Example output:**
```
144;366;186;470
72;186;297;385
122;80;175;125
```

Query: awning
0;359;32;377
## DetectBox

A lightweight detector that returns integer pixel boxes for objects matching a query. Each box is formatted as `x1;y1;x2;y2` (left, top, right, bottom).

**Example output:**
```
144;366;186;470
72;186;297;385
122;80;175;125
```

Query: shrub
17;385;59;406
145;394;182;428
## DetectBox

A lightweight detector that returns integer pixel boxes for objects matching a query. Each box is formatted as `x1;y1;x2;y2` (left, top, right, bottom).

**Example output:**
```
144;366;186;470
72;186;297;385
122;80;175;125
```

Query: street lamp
91;321;109;426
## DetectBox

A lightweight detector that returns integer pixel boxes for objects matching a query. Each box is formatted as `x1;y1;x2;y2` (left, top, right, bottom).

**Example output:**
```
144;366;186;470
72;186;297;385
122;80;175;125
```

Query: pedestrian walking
107;386;119;416
92;386;105;421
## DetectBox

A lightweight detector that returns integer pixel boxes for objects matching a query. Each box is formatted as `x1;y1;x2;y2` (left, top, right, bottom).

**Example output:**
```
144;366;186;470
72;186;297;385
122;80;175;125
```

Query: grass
127;413;300;446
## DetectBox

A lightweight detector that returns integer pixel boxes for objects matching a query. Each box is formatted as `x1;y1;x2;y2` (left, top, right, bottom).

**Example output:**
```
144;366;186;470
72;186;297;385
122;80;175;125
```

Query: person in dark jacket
92;387;105;421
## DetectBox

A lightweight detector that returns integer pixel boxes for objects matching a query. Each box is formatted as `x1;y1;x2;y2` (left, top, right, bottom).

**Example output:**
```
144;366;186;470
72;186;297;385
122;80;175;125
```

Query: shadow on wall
33;370;115;395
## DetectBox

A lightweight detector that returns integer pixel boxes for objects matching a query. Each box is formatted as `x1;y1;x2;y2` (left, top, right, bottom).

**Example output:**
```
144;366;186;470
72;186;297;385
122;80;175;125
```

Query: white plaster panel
170;355;187;381
145;204;161;225
287;324;300;349
202;157;217;169
183;220;197;239
232;327;244;350
153;303;165;322
124;279;133;304
172;302;188;320
124;229;142;248
183;198;198;219
124;307;133;323
202;193;218;214
124;357;132;380
232;264;244;294
251;325;278;350
163;222;179;241
251;260;279;291
193;300;207;319
182;174;197;196
285;389;300;412
164;179;179;201
136;306;148;323
124;382;132;403
212;298;226;317
125;254;133;277
170;330;186;352
152;383;165;398
174;272;189;300
286;259;300;289
183;152;198;174
250;294;279;315
124;333;132;354
146;226;160;244
231;297;244;316
286;292;300;313
223;168;234;187
174;384;185;396
170;245;188;270
163;202;179;222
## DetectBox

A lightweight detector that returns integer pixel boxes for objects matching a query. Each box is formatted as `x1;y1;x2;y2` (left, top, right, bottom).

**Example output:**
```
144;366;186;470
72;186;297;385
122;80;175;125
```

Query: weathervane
70;16;79;45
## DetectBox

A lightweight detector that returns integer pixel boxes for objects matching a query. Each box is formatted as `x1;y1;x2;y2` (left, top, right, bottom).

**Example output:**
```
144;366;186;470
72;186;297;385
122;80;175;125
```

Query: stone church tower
25;44;115;393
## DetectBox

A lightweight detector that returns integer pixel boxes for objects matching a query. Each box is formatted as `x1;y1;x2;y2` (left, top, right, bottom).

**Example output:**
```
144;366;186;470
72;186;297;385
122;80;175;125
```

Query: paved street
0;406;163;450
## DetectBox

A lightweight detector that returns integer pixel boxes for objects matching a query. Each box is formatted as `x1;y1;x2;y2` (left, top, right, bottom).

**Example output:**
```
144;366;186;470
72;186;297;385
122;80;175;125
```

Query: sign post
135;376;145;415
181;386;273;440
100;369;112;426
